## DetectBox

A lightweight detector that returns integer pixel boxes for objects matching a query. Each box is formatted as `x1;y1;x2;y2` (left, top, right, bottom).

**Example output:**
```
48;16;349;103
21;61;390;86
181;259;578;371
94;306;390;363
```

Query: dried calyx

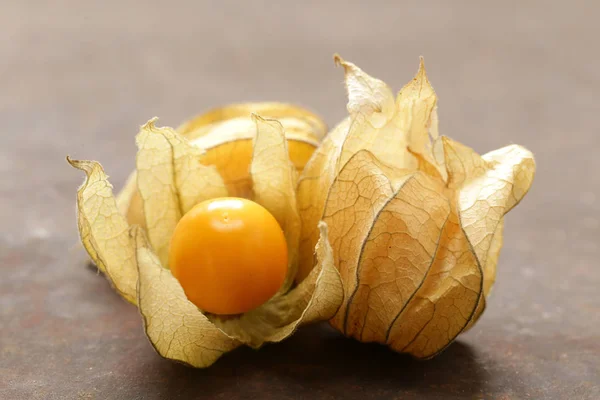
297;55;535;358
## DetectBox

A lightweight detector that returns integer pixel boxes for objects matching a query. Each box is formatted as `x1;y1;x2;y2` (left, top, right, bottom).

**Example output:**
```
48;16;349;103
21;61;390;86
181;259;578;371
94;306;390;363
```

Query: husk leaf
68;158;138;304
249;115;301;292
135;227;241;367
135;118;228;267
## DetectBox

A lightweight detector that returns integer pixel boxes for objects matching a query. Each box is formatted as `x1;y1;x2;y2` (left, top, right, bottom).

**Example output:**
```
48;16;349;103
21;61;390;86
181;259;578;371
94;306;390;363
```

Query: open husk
70;104;344;367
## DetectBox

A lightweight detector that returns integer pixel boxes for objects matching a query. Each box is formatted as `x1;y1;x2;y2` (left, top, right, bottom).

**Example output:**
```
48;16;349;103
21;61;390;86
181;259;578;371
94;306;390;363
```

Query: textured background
1;1;598;399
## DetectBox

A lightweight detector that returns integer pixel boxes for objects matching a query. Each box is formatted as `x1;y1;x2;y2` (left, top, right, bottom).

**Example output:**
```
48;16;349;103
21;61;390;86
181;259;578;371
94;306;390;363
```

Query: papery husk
70;111;343;368
117;102;327;227
68;158;138;305
249;115;301;293
297;55;535;359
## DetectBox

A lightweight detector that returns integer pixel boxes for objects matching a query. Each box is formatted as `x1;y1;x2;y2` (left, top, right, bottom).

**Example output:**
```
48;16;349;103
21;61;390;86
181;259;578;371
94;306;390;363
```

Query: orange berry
169;197;288;315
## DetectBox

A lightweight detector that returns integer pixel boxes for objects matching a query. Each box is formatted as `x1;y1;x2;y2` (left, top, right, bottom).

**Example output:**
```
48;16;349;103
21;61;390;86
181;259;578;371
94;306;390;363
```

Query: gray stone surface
1;1;598;399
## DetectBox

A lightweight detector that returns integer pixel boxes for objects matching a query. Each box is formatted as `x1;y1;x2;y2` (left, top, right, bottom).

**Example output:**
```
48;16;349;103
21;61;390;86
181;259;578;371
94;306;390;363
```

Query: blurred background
1;1;598;399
